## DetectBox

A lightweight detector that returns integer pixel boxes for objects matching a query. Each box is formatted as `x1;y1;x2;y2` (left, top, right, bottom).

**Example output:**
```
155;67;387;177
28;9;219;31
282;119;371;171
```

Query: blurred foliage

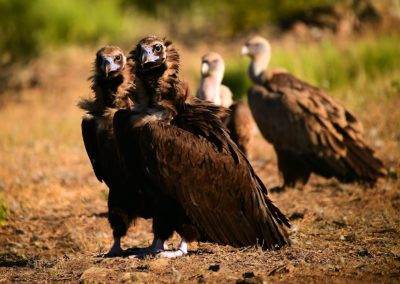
0;0;345;63
0;0;132;63
223;35;400;100
124;0;342;40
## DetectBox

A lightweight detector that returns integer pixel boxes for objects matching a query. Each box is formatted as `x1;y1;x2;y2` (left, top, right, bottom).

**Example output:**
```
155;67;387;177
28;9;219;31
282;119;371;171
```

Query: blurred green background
0;0;399;101
1;0;343;62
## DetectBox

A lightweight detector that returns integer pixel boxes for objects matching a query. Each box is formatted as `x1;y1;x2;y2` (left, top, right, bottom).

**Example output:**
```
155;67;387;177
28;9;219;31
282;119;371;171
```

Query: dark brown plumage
242;36;386;189
196;52;255;156
113;36;290;257
79;46;155;257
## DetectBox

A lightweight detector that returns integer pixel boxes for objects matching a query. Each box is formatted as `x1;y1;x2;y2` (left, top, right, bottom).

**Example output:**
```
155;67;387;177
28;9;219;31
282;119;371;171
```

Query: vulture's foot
156;239;188;258
102;238;123;257
269;186;285;194
128;238;165;259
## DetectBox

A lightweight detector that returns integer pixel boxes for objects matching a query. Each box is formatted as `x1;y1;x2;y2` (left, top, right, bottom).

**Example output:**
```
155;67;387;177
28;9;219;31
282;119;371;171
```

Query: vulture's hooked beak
241;46;249;57
201;62;210;76
103;56;120;78
140;47;160;67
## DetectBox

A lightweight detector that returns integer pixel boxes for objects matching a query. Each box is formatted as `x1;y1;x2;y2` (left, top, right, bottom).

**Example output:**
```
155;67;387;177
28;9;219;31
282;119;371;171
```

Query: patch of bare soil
0;48;399;283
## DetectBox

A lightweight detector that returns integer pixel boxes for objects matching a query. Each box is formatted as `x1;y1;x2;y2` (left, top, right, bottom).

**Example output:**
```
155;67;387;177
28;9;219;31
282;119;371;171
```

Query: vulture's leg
156;238;188;258
104;191;133;257
103;237;122;257
276;149;311;190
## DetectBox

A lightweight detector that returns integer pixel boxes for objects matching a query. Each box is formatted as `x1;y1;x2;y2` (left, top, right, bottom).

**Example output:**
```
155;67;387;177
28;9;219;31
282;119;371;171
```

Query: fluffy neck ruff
130;40;187;110
80;64;134;114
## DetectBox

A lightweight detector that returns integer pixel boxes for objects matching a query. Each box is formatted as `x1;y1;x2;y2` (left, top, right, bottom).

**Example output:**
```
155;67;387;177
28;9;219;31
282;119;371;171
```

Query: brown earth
0;47;399;283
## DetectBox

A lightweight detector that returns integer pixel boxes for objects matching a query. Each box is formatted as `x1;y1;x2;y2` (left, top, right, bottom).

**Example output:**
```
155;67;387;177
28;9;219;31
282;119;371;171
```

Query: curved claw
129;238;188;259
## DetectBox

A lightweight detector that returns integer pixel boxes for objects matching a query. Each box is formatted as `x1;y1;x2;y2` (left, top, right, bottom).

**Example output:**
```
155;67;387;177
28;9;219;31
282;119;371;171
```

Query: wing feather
249;72;385;183
81;116;103;182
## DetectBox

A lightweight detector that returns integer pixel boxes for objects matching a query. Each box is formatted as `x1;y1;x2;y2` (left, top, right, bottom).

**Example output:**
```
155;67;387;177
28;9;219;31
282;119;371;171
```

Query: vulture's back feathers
249;71;386;185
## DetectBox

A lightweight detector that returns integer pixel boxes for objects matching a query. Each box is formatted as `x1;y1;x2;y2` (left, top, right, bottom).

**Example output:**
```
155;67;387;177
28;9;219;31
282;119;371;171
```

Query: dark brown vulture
241;35;386;190
79;46;157;257
196;52;255;157
113;36;290;258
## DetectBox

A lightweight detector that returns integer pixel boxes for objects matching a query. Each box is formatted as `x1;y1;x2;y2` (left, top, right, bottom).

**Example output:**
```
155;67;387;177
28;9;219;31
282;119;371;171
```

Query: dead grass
0;43;399;283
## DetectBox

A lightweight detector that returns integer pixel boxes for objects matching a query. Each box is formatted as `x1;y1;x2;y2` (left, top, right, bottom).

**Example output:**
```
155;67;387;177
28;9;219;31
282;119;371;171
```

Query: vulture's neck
92;68;133;110
199;76;222;106
249;54;270;85
138;56;182;107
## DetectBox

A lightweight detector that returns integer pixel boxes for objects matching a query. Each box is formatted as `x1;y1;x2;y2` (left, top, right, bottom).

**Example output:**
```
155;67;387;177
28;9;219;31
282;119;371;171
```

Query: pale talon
156;239;188;258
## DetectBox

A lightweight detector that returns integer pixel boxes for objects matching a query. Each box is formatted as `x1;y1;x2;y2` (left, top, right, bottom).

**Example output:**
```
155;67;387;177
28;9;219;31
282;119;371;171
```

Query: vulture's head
133;36;173;72
241;35;271;61
95;46;126;79
200;52;225;82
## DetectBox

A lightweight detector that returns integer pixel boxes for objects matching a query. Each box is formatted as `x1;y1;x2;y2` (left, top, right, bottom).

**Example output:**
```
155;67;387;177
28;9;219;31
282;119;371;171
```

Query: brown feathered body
242;36;386;188
249;71;386;187
224;101;254;157
114;37;290;249
79;47;155;255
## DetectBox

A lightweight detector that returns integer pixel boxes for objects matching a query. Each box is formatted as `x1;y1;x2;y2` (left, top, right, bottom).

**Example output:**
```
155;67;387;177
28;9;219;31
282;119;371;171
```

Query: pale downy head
95;46;126;79
200;52;225;84
241;36;271;84
197;52;232;108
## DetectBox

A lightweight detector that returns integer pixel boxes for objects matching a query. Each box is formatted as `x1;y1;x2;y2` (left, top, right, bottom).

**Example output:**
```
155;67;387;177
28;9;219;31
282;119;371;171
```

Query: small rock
289;210;306;221
340;233;355;242
236;272;264;284
242;272;255;278
357;248;371;257
332;219;347;228
208;264;220;272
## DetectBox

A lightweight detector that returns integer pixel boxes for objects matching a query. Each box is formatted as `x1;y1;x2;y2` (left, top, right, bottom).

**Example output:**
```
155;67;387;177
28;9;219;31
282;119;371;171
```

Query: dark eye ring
154;44;162;52
115;55;122;61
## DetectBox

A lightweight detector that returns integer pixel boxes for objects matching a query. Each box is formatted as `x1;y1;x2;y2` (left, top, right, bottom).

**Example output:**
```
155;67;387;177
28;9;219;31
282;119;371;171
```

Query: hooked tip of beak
141;52;148;66
241;46;249;57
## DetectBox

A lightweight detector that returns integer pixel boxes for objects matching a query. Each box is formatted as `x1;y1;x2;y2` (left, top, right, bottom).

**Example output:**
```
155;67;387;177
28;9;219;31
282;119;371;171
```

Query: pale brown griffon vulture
196;52;255;156
113;36;290;258
241;36;386;190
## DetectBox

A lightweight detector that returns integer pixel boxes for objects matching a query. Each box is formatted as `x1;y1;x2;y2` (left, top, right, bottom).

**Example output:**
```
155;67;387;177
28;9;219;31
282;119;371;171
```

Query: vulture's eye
154;44;162;52
115;55;122;61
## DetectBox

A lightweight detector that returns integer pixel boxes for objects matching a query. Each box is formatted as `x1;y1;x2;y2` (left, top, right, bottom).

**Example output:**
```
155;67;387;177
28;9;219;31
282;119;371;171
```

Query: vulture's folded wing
137;121;289;248
81;116;104;182
250;72;386;182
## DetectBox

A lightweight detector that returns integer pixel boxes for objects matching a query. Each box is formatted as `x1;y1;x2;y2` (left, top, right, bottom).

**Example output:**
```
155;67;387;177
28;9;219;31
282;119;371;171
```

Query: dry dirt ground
0;48;399;283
